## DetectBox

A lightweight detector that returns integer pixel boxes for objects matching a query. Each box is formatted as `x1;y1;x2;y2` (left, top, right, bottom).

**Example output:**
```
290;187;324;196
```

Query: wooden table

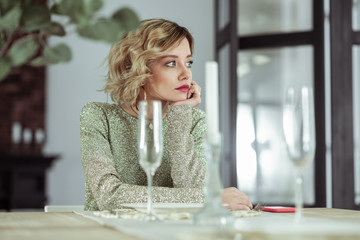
239;208;360;240
1;208;359;240
0;212;140;240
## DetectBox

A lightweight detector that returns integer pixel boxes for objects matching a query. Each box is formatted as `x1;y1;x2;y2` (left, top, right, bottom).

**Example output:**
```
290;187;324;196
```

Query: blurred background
1;0;359;211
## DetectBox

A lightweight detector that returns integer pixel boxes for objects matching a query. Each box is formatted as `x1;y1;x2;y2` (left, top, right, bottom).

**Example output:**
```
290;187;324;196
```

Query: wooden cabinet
0;154;57;211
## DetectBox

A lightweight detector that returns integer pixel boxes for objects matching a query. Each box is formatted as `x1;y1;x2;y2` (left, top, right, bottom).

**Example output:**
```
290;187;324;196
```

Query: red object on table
262;206;296;213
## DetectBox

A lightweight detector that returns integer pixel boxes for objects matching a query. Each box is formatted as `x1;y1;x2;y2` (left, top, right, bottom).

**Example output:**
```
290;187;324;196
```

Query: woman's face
144;38;193;104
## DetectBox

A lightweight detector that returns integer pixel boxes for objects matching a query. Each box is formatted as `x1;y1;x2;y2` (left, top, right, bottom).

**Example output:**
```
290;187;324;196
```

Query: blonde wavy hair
104;18;194;108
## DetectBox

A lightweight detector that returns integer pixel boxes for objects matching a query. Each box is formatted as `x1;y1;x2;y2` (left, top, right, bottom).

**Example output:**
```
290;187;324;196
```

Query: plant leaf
7;36;38;66
111;7;140;32
73;5;88;27
31;43;72;66
21;4;51;31
78;20;122;43
29;56;47;66
0;0;21;14
0;33;4;46
0;57;11;81
50;3;63;15
44;43;72;62
83;0;103;16
73;0;103;26
43;22;66;36
0;3;21;32
50;0;83;20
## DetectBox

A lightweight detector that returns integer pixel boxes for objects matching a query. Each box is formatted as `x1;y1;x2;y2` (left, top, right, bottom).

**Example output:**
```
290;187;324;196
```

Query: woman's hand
171;80;201;108
221;187;253;210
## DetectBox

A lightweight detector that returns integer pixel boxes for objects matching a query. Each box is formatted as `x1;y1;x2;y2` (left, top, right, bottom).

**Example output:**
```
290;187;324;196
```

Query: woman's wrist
167;104;191;122
166;105;192;142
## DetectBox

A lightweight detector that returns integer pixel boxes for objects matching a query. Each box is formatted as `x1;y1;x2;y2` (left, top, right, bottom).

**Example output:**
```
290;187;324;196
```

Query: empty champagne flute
283;86;316;222
138;100;163;221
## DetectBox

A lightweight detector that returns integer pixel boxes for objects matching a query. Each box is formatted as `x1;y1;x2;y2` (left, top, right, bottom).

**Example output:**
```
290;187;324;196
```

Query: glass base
142;212;160;222
193;201;235;228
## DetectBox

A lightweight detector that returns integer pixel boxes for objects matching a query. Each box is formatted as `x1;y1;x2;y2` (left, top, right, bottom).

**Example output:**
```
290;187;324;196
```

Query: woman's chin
166;96;187;102
174;98;188;103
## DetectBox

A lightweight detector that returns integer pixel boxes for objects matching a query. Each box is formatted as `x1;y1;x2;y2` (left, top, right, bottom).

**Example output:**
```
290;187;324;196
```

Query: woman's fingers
224;203;251;211
172;80;202;108
188;81;202;100
221;187;253;210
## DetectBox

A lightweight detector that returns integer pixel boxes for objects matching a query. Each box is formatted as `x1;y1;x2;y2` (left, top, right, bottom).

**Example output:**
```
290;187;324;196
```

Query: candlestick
193;136;235;228
205;61;221;145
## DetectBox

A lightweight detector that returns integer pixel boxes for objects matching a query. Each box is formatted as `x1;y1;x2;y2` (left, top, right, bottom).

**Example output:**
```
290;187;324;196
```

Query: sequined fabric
80;102;207;211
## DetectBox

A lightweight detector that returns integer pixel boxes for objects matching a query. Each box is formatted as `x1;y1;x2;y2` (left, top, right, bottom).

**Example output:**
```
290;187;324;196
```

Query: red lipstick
176;84;190;93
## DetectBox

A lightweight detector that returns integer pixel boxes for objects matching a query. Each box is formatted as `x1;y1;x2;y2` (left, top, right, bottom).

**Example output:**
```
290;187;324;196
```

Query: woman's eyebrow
160;54;192;59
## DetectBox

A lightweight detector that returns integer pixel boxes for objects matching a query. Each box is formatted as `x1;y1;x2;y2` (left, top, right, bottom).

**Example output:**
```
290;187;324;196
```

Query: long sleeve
80;102;206;211
166;105;207;188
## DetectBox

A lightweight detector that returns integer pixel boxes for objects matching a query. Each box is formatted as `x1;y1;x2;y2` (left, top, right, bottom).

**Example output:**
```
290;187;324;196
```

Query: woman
80;19;252;211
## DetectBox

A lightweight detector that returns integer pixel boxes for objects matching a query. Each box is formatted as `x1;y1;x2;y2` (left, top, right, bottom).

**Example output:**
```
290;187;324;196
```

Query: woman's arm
165;104;253;211
166;105;207;188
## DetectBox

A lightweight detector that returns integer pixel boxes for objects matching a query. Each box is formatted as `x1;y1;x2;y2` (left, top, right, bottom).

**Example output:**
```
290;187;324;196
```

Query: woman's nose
178;65;191;81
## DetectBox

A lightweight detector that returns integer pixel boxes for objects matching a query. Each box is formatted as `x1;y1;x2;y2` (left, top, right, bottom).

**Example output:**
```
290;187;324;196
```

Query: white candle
205;61;221;145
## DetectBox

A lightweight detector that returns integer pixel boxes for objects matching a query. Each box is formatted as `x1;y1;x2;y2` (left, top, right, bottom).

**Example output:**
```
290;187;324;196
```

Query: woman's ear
139;85;147;101
143;87;147;100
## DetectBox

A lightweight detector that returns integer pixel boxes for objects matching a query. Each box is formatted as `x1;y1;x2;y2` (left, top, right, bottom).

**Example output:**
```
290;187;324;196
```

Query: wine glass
282;86;316;222
138;100;163;221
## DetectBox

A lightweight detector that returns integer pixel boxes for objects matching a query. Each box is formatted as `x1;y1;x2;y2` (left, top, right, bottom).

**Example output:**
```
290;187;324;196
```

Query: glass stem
146;170;153;215
206;145;223;202
295;168;304;222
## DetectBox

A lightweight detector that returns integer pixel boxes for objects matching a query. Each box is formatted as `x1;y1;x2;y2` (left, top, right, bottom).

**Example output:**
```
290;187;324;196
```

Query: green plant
0;0;140;81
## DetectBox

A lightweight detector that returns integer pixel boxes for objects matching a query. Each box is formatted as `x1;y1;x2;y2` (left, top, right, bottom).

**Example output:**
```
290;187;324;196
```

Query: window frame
215;0;326;207
330;0;359;210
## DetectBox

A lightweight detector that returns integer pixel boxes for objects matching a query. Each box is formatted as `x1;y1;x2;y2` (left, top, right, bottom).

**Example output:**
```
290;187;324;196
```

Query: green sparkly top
80;102;207;210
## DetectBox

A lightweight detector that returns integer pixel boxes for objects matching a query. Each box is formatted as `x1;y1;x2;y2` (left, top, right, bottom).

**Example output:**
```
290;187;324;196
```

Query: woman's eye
166;61;176;67
186;60;193;68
